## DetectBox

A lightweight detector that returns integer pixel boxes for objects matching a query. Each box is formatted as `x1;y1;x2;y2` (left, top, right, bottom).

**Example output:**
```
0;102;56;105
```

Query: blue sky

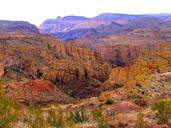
0;0;171;26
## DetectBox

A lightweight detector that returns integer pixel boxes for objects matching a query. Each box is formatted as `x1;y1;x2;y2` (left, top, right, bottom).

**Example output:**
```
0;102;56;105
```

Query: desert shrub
105;98;113;105
92;108;103;122
68;91;77;98
0;78;8;96
47;109;66;128
92;108;111;128
36;68;43;79
112;83;124;89
127;86;146;100
134;99;148;107
26;106;47;128
134;111;148;128
152;99;171;123
0;78;19;128
70;108;88;124
98;120;109;128
65;115;79;128
0;96;19;128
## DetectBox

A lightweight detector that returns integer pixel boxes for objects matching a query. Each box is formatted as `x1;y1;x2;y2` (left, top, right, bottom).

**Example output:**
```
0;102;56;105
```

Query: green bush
92;108;103;122
105;98;113;105
92;108;111;128
47;109;66;128
0;78;7;96
152;99;171;123
70;108;88;124
0;78;19;128
0;96;19;128
27;106;47;128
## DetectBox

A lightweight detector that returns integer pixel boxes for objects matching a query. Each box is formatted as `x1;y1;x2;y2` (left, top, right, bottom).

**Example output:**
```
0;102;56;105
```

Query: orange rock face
95;45;140;66
7;79;71;105
1;32;110;84
69;38;141;66
23;79;55;97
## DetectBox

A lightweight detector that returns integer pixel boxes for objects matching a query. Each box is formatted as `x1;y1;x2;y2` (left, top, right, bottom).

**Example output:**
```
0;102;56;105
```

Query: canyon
1;14;171;127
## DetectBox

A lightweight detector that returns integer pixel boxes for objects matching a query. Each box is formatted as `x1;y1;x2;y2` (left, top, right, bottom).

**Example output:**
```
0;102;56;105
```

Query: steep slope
0;20;39;33
67;21;171;66
103;44;171;91
0;32;111;82
0;32;111;101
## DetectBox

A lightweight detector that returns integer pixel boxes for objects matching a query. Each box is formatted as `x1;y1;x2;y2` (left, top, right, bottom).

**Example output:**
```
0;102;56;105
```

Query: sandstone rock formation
7;79;71;105
0;32;111;99
102;44;171;92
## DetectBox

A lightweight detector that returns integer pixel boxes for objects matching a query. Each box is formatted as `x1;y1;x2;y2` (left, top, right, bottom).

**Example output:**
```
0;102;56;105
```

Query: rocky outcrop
70;39;141;66
93;44;140;66
102;44;171;92
1;32;111;96
7;79;71;105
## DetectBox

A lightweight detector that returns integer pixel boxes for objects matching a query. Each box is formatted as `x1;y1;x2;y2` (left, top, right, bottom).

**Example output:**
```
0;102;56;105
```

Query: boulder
7;79;71;105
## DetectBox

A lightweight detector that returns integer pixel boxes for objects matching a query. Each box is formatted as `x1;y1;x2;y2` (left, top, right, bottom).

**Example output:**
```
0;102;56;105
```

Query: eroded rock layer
0;32;111;103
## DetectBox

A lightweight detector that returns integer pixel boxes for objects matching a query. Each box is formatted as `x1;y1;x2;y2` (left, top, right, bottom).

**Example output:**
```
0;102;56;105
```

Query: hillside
0;31;111;104
0;20;39;33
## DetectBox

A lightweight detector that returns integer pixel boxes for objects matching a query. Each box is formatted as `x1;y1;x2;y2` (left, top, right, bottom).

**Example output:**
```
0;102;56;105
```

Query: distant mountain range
1;14;171;67
39;13;171;41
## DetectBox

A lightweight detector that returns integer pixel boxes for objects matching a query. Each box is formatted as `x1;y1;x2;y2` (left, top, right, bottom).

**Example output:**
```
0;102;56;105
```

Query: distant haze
0;0;171;26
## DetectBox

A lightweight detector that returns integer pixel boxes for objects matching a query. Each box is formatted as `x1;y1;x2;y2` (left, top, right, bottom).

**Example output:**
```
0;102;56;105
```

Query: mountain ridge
0;20;39;33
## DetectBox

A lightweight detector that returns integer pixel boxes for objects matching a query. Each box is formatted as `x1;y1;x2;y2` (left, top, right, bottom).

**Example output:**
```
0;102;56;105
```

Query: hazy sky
0;0;171;26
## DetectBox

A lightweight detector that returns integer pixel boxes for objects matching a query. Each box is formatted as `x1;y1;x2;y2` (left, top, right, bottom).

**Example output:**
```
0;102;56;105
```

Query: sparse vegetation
152;99;171;123
0;78;7;96
0;96;20;128
26;106;47;128
134;111;148;128
0;78;20;128
70;108;89;124
92;108;103;122
47;109;66;128
134;99;148;107
98;120;109;128
92;108;111;128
